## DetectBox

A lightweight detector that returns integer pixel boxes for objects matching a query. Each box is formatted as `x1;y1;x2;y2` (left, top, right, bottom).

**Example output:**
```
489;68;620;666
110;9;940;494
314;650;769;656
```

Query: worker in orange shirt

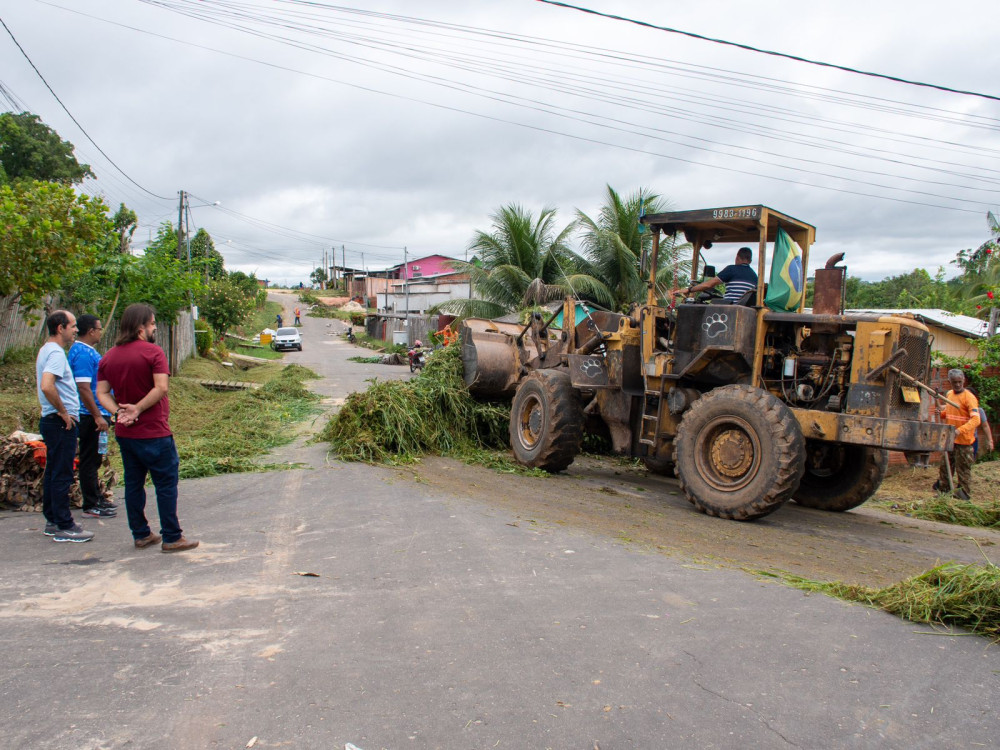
934;368;980;500
441;326;456;347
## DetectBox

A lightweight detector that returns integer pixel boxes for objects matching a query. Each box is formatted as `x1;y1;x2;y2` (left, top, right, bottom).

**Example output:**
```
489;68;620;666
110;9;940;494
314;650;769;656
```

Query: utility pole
342;245;346;294
404;246;410;340
176;190;185;260
989;307;999;337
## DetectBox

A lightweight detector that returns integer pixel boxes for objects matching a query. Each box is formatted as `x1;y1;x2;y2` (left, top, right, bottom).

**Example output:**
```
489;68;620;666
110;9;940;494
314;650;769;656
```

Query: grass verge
170;360;320;478
229;344;284;360
236;300;283;338
760;560;1000;642
319;344;513;465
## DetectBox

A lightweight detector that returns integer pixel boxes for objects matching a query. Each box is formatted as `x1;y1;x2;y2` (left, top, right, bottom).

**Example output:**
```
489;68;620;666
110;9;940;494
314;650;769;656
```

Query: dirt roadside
400;454;998;588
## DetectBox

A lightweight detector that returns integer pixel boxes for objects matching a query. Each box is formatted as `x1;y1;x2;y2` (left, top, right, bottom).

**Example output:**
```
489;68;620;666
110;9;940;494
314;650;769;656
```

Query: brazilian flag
765;228;804;311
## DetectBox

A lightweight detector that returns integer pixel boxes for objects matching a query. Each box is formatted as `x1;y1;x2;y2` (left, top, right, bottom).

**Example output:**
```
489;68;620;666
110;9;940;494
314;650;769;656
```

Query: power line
535;0;1000;103
0;15;173;200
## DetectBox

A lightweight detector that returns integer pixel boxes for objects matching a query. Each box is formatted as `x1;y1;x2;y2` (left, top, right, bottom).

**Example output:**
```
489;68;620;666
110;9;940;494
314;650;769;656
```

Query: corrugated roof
845;308;989;338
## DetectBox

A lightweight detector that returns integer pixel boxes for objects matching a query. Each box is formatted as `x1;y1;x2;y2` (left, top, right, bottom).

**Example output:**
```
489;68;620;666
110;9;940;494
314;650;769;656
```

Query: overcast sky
2;0;998;286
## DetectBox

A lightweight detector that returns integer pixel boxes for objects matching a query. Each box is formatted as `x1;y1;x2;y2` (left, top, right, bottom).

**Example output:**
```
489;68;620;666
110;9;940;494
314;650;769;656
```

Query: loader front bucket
459;319;527;398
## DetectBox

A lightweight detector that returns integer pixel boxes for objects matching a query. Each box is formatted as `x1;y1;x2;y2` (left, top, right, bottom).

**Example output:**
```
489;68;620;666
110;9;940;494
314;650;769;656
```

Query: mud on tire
675;385;805;521
793;442;888;512
509;369;584;472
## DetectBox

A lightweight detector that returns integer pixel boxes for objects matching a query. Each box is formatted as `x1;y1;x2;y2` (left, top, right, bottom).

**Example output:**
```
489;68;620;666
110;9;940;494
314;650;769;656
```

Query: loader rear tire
509;370;583;473
793;443;888;512
675;385;805;521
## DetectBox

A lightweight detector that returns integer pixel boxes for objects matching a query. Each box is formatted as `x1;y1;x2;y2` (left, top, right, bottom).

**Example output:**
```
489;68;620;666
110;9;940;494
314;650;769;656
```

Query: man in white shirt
36;310;94;543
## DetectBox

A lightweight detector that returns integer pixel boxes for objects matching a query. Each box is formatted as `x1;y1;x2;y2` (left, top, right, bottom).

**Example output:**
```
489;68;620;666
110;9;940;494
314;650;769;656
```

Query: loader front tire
793;443;888;512
509;370;583;473
675;385;805;521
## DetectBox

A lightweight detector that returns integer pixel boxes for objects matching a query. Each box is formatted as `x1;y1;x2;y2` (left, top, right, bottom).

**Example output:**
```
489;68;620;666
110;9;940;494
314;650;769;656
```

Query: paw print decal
580;357;604;378
702;312;729;338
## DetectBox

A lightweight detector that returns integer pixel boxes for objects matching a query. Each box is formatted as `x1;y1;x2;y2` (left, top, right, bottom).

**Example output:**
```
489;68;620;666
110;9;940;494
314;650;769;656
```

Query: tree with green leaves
953;212;1000;317
199;276;256;336
0;112;93;185
0;180;110;316
436;203;609;319
310;266;328;287
575;185;687;311
188;228;226;281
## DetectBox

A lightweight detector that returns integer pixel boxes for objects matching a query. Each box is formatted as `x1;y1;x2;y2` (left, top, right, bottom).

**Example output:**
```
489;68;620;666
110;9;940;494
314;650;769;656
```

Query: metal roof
845;308;989;338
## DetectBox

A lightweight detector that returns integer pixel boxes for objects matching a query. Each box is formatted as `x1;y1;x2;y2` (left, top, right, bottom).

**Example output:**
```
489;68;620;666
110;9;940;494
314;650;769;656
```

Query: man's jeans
116;435;183;543
77;414;103;509
39;414;78;530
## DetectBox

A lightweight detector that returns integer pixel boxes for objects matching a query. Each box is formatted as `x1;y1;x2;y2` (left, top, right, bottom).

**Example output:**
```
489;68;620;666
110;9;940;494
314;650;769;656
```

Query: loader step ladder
639;376;666;447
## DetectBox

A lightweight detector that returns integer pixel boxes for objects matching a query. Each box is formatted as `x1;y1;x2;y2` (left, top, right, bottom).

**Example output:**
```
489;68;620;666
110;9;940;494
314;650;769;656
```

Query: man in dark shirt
97;304;199;553
683;247;758;303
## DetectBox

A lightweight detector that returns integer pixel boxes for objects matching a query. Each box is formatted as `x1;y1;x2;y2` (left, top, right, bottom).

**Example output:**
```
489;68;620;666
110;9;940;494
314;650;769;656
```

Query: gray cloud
2;0;997;286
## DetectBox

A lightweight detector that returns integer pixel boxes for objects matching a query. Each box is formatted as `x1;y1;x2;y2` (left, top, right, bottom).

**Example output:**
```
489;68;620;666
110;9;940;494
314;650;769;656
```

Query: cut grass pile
871;460;1000;529
170;359;320;478
320;344;513;465
767;561;1000;642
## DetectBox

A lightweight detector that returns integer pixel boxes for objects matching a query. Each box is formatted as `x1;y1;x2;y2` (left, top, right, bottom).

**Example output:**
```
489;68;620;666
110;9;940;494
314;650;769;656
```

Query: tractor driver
682;246;758;303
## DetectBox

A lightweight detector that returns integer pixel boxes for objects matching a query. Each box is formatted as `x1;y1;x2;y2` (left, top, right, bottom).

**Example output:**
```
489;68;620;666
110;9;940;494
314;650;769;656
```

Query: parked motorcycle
408;341;426;372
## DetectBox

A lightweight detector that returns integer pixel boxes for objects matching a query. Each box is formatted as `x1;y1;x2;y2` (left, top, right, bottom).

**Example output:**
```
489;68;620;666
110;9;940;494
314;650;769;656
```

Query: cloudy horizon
2;0;997;286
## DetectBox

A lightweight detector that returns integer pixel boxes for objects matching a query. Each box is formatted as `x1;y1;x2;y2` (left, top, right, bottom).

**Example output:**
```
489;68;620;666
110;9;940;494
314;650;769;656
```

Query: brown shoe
134;533;162;549
161;536;200;553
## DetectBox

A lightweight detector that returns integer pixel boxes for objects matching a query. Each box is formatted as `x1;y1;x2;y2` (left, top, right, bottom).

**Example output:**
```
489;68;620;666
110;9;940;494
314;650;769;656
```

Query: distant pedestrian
275;312;283;328
294;307;301;326
97;304;199;552
68;314;117;519
36;310;93;543
934;369;980;500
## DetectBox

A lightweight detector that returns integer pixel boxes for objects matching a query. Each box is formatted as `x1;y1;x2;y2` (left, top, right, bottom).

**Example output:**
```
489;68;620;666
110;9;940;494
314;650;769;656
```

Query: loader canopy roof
639;205;815;247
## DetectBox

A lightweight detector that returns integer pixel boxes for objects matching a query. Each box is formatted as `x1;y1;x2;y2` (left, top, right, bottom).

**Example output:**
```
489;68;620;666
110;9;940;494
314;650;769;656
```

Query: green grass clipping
766;561;1000;641
320;344;511;463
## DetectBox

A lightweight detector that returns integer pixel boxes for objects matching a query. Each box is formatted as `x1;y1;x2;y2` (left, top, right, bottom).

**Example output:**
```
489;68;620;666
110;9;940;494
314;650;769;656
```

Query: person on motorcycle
408;340;425;372
679;247;757;303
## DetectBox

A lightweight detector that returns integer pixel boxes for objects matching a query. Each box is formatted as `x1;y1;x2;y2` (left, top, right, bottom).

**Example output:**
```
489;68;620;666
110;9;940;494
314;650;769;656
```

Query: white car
271;327;302;352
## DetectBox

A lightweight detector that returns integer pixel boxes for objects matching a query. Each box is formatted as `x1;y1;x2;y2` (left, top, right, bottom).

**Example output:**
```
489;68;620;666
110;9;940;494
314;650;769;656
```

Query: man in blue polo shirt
683;247;758;303
36;310;94;543
68;314;117;519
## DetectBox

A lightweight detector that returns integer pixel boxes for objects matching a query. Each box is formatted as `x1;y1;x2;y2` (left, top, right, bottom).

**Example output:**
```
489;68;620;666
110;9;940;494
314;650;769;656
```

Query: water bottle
98;431;108;455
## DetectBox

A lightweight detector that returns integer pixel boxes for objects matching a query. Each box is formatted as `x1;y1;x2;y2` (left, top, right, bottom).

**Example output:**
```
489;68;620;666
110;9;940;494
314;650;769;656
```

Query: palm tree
575;185;690;310
436;203;613;319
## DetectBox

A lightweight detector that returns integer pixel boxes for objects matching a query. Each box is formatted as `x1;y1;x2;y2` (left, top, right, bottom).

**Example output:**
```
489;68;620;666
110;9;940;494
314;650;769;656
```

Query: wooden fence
0;295;196;374
365;313;438;347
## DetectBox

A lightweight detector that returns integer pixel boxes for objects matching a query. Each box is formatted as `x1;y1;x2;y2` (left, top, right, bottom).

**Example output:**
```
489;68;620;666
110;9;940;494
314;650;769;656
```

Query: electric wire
535;0;1000;103
44;3;990;213
0;15;173;200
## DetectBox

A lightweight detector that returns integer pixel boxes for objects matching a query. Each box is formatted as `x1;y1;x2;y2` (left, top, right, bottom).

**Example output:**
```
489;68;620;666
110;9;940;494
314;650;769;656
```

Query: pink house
390;254;463;280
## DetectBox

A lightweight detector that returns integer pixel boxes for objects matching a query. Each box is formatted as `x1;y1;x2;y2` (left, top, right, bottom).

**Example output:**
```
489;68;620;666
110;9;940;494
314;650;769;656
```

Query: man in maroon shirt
97;304;198;552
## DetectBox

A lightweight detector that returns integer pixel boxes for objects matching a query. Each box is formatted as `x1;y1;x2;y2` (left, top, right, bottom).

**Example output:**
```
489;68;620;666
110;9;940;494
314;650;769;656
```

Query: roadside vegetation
320;344;541;472
170;359;320;478
0;350;319;479
762;561;1000;643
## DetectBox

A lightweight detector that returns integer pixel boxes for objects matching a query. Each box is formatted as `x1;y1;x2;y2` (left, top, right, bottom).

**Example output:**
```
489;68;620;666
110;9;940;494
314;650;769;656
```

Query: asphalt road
2;296;998;750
